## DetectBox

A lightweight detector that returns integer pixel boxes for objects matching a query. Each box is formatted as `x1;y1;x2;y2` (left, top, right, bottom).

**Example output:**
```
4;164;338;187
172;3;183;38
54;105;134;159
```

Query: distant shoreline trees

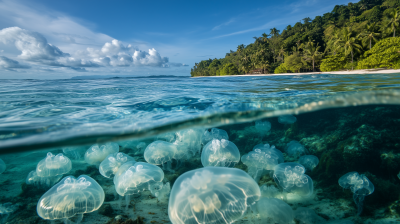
191;0;400;77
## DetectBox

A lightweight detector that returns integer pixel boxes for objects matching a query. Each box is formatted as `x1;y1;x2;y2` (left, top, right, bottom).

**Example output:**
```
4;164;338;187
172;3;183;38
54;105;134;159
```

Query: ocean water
0;74;400;224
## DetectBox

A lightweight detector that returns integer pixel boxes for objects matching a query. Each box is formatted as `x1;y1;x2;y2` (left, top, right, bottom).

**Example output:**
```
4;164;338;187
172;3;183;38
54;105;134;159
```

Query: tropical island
191;0;400;77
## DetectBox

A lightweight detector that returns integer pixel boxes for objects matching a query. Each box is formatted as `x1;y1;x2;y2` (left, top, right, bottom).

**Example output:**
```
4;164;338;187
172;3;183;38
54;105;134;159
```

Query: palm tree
270;28;280;37
359;23;381;50
334;27;363;70
303;41;323;72
278;47;285;61
386;10;400;37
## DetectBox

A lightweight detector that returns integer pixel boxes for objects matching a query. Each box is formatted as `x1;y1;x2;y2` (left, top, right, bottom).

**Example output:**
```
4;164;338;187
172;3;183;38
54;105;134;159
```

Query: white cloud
0;55;30;70
132;48;168;67
212;18;235;31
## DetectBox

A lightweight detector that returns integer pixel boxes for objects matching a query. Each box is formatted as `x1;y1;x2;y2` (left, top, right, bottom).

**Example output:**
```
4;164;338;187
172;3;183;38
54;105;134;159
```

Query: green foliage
190;0;400;77
274;63;289;74
357;37;400;69
320;54;348;71
220;63;239;75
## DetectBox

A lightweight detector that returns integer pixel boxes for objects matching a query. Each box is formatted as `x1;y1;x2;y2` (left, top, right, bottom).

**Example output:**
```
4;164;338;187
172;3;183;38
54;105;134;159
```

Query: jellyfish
99;152;136;178
257;198;294;223
114;162;164;209
175;128;204;156
298;155;319;171
260;184;285;200
37;175;104;224
144;140;177;172
0;203;18;224
84;142;119;167
169;167;260;224
26;170;62;188
285;141;308;159
255;120;271;139
0;158;5;174
148;182;171;202
241;144;284;182
338;172;374;215
202;128;229;144
278;115;297;124
201;139;240;168
33;152;72;187
273;163;313;197
157;132;176;143
62;146;87;160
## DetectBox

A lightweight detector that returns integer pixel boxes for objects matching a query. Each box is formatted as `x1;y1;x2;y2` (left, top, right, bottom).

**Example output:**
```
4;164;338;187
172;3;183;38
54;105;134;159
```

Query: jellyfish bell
168;167;261;224
202;128;229;145
26;170;62;188
201;139;240;167
298;155;319;171
36;152;72;178
99;152;136;178
84;142;119;166
273;162;313;197
255;120;271;138
285;141;308;159
37;175;104;223
113;162;164;197
278;115;297;124
257;198;294;223
144;140;177;172
175;128;204;156
0;158;5;174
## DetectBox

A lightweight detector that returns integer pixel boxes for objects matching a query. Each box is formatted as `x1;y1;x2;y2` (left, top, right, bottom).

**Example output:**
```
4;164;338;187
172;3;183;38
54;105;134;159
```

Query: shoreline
192;68;400;77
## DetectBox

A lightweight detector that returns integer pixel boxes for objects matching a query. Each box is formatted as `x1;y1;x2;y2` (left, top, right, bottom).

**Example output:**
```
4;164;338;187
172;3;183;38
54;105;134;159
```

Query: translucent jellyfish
37;175;104;223
84;142;119;166
285;141;308;159
338;172;374;215
99;152;136;178
0;158;5;174
157;132;176;142
241;143;284;182
257;198;294;223
255;120;271;138
0;202;18;224
273;163;313;197
136;142;147;152
26;170;62;188
144;140;177;172
294;207;326;224
201;139;240;167
202;128;229;144
62;146;87;160
168;167;261;224
148;182;171;202
278;115;297;124
298;155;319;171
114;162;164;209
36;152;72;178
260;184;285;200
175;128;204;155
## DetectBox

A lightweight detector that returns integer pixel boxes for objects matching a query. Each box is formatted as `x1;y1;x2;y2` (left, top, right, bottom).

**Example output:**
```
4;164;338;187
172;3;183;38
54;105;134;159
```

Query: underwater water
0;74;400;224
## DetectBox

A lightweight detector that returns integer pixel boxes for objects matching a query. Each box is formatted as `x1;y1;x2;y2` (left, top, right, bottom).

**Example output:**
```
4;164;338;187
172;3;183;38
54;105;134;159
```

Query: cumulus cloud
0;56;30;70
0;27;69;61
0;26;180;72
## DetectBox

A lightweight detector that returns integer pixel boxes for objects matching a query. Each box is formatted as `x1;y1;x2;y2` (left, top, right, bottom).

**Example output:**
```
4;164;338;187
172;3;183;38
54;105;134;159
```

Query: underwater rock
168;167;260;224
256;198;294;223
99;152;136;178
98;203;114;217
298;155;319;171
85;142;120;166
294;207;326;224
278;115;297;124
0;158;5;174
201;139;240;167
37;175;104;223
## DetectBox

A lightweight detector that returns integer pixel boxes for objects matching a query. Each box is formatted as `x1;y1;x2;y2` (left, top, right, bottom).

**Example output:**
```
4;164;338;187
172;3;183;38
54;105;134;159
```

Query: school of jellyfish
0;114;384;224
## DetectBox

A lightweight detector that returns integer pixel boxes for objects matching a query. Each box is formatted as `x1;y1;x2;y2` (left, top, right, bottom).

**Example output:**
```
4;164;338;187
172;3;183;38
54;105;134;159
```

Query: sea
0;74;400;224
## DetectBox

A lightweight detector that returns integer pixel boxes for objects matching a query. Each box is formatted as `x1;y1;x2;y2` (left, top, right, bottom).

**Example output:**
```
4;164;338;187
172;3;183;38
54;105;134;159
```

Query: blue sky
0;0;358;79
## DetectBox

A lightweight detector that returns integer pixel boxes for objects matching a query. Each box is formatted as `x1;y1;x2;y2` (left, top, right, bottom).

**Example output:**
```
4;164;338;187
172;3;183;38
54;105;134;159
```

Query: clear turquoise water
1;74;400;224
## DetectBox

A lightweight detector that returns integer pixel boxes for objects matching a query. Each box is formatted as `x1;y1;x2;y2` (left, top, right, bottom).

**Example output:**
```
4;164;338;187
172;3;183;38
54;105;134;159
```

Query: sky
0;0;358;79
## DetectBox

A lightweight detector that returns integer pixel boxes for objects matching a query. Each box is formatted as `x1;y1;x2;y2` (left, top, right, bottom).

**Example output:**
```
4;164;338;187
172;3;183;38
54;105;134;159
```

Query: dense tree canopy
191;0;400;77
